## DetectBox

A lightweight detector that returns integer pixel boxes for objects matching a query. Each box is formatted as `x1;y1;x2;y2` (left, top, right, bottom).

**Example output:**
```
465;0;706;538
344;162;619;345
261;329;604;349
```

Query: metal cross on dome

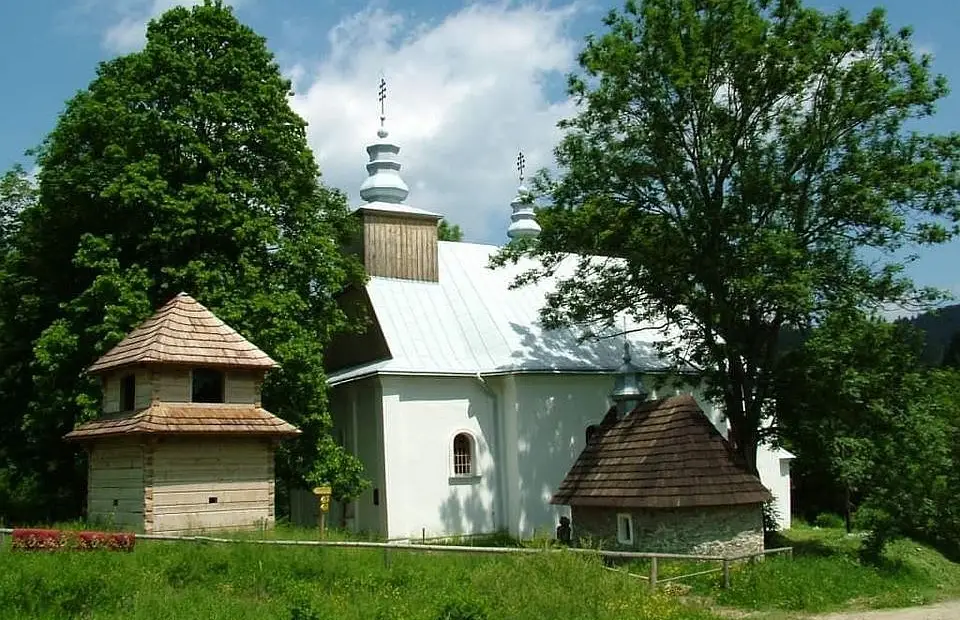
517;151;526;184
378;77;387;126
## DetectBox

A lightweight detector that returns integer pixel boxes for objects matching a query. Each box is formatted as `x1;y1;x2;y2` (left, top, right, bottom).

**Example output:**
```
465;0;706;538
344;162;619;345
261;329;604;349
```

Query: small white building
318;110;793;541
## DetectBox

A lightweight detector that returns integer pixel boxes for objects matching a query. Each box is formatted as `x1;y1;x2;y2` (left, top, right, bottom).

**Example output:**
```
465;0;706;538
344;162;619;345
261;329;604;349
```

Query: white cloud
97;0;247;53
287;3;582;244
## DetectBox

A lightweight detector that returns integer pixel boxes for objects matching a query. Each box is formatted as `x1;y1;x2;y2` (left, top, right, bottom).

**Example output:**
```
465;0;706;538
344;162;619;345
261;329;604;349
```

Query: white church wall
379;375;500;540
327;378;387;536
509;373;616;538
756;445;793;531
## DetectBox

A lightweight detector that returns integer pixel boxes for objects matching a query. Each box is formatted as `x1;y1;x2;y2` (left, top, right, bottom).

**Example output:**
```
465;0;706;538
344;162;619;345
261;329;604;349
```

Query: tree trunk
724;388;760;476
844;484;852;534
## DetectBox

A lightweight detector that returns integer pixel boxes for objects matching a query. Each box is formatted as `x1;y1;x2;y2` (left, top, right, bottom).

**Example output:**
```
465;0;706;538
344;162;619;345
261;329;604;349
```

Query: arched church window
452;433;474;476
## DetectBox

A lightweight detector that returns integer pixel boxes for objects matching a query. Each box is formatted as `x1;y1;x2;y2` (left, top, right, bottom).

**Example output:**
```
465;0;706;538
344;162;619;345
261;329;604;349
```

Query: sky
1;0;958;301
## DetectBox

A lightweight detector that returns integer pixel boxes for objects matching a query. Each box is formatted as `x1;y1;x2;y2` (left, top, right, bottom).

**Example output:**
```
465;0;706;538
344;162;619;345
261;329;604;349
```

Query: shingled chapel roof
551;394;771;510
87;292;278;374
64;403;300;441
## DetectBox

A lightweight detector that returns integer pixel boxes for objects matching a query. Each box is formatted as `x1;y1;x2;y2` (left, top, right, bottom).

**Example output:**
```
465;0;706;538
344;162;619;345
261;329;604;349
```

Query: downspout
475;372;506;534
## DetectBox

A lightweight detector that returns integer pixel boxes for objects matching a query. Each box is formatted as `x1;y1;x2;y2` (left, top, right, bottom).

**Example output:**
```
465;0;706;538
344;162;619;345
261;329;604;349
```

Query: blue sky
1;0;958;300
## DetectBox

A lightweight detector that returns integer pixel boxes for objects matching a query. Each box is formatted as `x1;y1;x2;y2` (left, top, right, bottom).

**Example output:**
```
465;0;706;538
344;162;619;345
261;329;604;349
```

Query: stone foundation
571;504;763;557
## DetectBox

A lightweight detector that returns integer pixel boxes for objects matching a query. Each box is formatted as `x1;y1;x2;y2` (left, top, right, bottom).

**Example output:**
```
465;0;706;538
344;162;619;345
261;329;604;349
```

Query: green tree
776;310;924;532
0;0;366;521
776;309;960;560
858;366;960;560
0;165;34;247
437;218;463;242
0;164;37;517
495;0;960;473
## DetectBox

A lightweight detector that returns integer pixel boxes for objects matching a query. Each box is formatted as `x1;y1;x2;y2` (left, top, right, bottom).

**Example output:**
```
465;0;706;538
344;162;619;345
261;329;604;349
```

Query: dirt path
809;600;960;620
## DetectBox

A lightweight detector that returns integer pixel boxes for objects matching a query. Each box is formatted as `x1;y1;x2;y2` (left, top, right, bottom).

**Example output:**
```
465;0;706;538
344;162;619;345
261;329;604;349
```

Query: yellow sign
313;485;332;514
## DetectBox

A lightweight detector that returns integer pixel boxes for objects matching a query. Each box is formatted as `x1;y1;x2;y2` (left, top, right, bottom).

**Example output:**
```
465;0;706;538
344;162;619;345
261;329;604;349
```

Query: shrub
762;500;782;545
288;602;324;620
814;513;845;529
435;598;489;620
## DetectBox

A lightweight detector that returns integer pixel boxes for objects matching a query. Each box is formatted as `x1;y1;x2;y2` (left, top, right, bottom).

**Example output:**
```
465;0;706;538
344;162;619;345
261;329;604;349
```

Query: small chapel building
551;348;772;556
65;292;299;534
314;90;794;541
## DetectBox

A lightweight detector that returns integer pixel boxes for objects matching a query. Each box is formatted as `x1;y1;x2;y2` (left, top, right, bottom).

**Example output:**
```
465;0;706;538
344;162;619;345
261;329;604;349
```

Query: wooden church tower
65;292;299;534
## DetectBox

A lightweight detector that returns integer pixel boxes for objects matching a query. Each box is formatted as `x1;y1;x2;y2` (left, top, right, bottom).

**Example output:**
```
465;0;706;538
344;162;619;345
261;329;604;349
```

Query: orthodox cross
378;77;387;127
517;151;526;184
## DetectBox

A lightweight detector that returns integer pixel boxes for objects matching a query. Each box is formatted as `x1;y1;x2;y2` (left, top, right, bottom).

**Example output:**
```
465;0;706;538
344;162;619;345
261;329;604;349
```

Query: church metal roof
327;240;680;385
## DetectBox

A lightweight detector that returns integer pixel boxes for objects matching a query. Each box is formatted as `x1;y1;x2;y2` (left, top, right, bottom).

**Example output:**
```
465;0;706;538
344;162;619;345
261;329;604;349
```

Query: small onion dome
507;183;541;240
610;341;647;414
358;124;410;205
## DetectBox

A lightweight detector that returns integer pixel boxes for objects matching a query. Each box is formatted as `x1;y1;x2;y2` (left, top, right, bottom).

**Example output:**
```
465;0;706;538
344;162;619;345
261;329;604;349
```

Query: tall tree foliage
0;166;33;248
0;0;366;521
776;311;922;528
778;311;960;558
495;0;960;472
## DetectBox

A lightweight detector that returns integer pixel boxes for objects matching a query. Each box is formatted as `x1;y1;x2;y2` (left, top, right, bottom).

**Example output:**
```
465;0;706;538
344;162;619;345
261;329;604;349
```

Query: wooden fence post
649;556;658;590
722;559;730;589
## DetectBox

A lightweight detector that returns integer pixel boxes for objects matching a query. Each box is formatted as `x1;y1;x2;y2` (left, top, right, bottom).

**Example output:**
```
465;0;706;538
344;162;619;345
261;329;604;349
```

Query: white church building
318;107;794;541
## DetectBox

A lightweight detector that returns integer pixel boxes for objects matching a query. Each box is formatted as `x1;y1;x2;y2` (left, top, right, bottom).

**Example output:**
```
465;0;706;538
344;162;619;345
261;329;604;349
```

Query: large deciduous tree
495;0;960;473
0;0;366;521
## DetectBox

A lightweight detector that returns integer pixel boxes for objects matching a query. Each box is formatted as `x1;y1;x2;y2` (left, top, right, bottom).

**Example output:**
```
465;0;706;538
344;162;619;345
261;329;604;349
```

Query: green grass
0;537;719;620
682;524;960;615
6;522;960;618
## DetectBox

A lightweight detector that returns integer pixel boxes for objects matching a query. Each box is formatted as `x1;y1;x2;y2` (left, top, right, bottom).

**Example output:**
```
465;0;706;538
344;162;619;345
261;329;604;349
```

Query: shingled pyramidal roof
551;394;771;509
66;292;298;441
88;292;277;374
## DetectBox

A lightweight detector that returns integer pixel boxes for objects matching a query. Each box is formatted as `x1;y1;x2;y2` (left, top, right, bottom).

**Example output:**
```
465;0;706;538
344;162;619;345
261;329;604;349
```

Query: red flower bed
11;528;65;551
74;530;135;551
10;528;135;552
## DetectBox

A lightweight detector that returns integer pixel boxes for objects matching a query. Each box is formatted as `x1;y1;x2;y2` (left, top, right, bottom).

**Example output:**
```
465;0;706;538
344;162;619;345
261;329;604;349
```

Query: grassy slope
0;537;718;620
686;524;960;615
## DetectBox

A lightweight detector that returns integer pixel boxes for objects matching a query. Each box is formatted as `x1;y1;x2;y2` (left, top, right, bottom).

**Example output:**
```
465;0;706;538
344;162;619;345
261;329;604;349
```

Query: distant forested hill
907;304;960;365
774;304;960;366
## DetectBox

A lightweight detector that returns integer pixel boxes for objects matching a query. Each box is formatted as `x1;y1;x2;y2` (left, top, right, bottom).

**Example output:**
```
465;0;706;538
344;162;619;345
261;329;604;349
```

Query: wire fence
0;527;792;590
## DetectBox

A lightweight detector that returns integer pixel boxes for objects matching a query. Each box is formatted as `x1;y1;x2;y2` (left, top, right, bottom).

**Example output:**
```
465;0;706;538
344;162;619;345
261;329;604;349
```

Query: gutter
328;365;688;387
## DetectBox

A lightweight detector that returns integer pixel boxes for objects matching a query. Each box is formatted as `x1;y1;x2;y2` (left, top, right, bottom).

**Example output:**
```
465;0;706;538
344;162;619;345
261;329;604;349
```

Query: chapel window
617;513;634;545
